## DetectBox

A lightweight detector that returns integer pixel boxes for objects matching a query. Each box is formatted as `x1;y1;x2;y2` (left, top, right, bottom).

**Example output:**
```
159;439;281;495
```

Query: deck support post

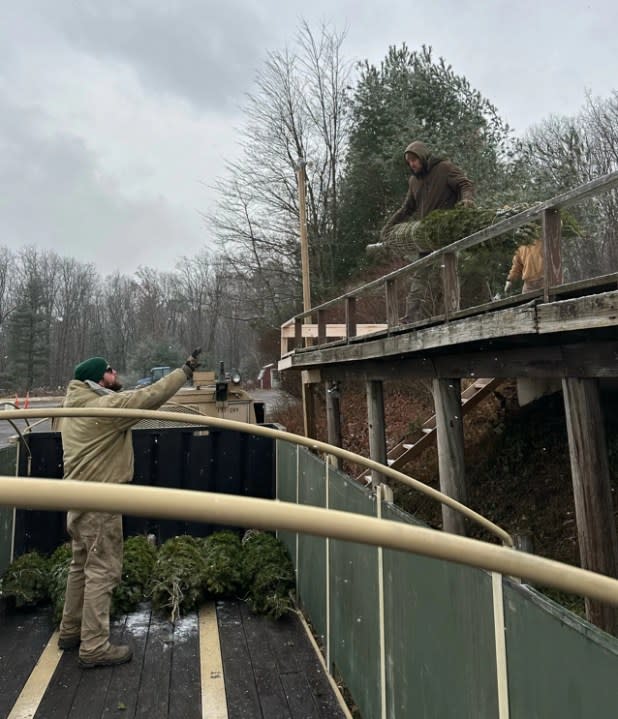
325;381;342;469
562;377;618;634
302;370;320;440
433;378;467;536
366;380;387;488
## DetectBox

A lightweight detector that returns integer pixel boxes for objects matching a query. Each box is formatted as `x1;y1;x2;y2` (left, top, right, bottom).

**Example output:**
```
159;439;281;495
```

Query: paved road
0;398;60;448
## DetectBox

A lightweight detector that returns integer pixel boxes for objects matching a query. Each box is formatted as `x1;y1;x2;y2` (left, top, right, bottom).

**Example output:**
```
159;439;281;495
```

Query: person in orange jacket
504;237;544;294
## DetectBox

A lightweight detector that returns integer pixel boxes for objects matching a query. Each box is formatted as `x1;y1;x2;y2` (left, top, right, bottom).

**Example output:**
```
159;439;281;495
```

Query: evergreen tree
335;45;512;284
7;277;50;391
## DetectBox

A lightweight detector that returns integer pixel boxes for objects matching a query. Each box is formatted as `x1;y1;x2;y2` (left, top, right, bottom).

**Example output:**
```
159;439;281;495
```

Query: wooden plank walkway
0;600;347;719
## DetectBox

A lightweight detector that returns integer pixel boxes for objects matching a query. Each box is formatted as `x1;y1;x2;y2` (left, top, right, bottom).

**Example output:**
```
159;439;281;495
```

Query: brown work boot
58;633;81;651
79;643;133;669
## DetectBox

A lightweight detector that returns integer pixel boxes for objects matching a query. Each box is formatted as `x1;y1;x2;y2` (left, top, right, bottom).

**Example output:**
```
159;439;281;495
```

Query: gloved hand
459;198;475;209
504;280;512;294
366;242;384;253
182;347;202;378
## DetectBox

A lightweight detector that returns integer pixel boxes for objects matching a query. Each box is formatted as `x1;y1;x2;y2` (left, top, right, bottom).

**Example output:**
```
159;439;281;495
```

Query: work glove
504;280;512;294
366;242;384;253
182;347;202;378
458;198;475;209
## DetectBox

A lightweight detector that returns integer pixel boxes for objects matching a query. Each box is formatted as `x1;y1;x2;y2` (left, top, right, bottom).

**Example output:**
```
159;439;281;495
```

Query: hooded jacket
507;237;544;290
61;368;188;485
383;141;475;232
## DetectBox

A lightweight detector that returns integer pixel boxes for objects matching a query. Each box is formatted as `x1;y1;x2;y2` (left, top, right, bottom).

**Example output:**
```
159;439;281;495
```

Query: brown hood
404;141;443;174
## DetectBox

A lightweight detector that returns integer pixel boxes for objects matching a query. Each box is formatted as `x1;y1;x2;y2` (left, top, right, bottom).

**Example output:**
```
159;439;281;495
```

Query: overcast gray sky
1;1;616;276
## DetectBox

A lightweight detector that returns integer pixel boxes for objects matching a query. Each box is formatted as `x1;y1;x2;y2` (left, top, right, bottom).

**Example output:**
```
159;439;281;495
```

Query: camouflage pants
60;511;123;658
403;254;442;321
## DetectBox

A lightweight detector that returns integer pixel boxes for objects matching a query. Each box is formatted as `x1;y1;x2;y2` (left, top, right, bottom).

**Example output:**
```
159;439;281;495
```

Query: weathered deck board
0;599;346;719
217;600;266;717
0;606;55;717
0;601;344;719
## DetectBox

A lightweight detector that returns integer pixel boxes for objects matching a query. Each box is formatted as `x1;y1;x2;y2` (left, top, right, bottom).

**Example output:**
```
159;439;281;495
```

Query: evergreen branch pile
150;535;208;622
241;530;295;619
112;535;157;615
2;530;297;623
200;530;245;596
0;550;49;608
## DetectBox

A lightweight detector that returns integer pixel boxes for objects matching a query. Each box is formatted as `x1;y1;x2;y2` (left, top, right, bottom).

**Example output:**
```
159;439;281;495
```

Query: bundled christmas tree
112;535;157;615
242;530;295;619
0;550;50;608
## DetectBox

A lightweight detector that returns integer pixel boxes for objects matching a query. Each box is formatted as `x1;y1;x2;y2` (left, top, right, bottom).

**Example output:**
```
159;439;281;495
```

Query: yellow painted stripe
199;603;228;719
8;630;63;719
492;572;510;719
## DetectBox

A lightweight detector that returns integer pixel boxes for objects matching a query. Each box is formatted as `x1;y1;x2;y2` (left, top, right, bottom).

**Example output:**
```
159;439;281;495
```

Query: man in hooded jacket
57;351;200;668
381;140;475;321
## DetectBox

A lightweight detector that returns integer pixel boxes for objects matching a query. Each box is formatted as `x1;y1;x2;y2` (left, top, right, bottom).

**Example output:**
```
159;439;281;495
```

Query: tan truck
171;366;265;424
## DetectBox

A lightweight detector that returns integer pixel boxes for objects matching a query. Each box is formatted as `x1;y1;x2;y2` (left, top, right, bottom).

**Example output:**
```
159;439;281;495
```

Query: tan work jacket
61;368;188;485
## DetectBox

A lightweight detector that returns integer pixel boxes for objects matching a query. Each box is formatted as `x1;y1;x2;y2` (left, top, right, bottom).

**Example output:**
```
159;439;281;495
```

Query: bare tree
519;93;618;278
51;257;99;386
0;247;17;384
209;21;352;330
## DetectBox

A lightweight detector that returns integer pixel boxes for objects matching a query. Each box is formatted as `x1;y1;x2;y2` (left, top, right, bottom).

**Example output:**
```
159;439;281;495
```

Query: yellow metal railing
1;406;618;607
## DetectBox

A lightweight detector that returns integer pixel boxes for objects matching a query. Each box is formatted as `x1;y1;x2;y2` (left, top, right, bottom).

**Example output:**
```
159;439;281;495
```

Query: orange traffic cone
14;393;20;409
24;392;30;409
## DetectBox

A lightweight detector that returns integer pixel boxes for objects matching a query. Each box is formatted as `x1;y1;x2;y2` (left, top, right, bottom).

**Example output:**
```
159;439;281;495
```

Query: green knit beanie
74;357;109;383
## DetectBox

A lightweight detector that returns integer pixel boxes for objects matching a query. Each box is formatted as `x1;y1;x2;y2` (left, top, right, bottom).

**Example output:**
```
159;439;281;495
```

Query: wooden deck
0;599;347;719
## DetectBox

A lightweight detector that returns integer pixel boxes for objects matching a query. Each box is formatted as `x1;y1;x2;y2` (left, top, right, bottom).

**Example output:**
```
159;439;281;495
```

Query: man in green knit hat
58;350;200;668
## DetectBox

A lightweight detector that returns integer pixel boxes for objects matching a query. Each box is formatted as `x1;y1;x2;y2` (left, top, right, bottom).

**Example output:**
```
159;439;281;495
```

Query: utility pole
296;158;311;315
295;157;316;439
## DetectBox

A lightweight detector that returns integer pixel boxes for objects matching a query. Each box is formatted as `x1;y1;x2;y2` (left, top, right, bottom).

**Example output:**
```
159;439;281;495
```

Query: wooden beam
281;322;388;340
287;331;618;379
345;297;357;339
542;208;562;300
537;290;618;333
325;381;342;469
317;309;327;345
385;278;399;327
366;380;387;488
301;370;319;439
562;377;618;634
433;378;467;536
442;252;460;319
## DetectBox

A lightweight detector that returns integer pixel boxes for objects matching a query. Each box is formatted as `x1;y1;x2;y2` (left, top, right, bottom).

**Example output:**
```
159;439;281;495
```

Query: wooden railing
281;170;618;355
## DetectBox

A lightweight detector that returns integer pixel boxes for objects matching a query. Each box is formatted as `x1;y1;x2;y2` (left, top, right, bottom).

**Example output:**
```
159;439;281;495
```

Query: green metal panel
329;470;381;719
0;445;17;573
504;581;618;718
382;504;499;718
297;449;327;642
276;444;618;719
275;441;297;560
